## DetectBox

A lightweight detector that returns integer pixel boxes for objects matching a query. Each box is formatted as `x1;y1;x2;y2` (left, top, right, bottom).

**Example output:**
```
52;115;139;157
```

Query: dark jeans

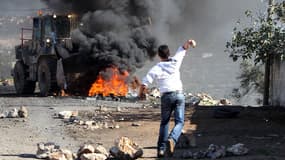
157;92;185;151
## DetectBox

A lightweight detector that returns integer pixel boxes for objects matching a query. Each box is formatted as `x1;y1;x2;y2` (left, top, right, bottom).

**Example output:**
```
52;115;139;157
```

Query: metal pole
263;0;274;105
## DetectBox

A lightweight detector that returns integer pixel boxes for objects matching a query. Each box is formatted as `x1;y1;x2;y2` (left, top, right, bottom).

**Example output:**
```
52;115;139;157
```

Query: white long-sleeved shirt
142;46;187;93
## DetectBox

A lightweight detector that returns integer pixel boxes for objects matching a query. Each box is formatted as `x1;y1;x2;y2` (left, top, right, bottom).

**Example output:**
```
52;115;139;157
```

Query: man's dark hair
158;45;170;59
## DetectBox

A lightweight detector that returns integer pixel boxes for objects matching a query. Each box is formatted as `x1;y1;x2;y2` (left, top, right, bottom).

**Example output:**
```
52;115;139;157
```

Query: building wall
270;56;285;106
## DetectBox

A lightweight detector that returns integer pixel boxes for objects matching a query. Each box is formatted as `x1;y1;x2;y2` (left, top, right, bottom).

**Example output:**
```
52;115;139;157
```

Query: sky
0;0;45;16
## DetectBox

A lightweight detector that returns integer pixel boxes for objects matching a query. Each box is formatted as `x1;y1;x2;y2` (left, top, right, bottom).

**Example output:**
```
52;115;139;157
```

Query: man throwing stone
139;39;196;157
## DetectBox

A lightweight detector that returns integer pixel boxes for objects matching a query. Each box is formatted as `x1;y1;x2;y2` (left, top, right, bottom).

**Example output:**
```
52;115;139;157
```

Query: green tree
226;1;285;103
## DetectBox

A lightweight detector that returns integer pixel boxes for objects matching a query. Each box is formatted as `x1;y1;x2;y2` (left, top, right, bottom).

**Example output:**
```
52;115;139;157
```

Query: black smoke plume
42;0;160;94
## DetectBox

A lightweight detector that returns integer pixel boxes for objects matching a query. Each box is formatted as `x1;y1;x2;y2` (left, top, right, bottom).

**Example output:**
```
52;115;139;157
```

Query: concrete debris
63;110;120;130
18;106;28;118
226;143;249;156
36;142;60;159
58;111;78;119
110;137;143;160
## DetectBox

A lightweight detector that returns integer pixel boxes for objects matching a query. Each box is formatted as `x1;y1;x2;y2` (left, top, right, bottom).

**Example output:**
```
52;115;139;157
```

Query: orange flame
88;67;129;97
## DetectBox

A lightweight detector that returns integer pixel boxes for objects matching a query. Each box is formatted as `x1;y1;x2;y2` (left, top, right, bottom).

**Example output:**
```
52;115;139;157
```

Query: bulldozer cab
33;15;72;46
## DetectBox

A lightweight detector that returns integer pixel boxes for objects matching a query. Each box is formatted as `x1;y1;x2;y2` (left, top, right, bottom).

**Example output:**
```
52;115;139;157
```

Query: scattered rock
226;143;249;156
206;144;226;159
84;121;95;127
77;144;95;158
61;149;74;160
176;143;249;159
95;145;109;156
49;151;66;160
131;123;141;127
0;113;6;118
192;150;207;159
110;137;143;160
58;111;78;119
7;108;18;118
116;106;122;112
99;105;108;112
36;142;60;159
80;153;107;160
115;124;120;129
186;93;233;106
49;149;74;160
18;106;28;118
176;150;193;159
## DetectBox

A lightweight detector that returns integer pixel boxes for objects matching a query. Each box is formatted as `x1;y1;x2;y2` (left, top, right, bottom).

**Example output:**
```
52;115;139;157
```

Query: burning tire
38;58;58;96
13;61;36;94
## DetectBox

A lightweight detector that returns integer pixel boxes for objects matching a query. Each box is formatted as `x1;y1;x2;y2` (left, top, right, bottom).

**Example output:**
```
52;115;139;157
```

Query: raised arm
173;39;197;62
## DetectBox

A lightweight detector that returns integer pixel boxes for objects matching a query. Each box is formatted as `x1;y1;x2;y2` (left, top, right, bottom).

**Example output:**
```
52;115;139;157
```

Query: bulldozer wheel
38;58;58;96
13;61;36;94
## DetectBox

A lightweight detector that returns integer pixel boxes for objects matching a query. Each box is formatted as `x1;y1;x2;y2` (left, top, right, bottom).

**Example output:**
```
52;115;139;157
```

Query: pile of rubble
36;137;143;160
0;106;28;118
175;143;249;159
57;109;120;130
142;87;233;106
186;93;232;106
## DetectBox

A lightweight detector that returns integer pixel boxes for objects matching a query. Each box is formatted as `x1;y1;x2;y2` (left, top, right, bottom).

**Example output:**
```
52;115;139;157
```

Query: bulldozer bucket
56;54;93;89
61;53;92;73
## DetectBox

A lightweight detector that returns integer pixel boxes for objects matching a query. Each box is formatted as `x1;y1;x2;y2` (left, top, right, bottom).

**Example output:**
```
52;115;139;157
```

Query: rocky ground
0;85;285;160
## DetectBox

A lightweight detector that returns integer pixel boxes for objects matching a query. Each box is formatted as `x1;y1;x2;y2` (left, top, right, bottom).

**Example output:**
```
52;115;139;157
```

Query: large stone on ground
7;108;18;118
18;106;28;118
80;153;107;160
36;142;60;159
95;145;109;156
226;143;249;156
58;111;78;119
109;137;143;160
77;144;95;158
49;149;74;160
0;113;6;118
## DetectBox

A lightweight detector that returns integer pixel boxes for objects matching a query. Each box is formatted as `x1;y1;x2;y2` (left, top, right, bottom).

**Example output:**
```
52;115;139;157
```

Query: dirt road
0;86;285;160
